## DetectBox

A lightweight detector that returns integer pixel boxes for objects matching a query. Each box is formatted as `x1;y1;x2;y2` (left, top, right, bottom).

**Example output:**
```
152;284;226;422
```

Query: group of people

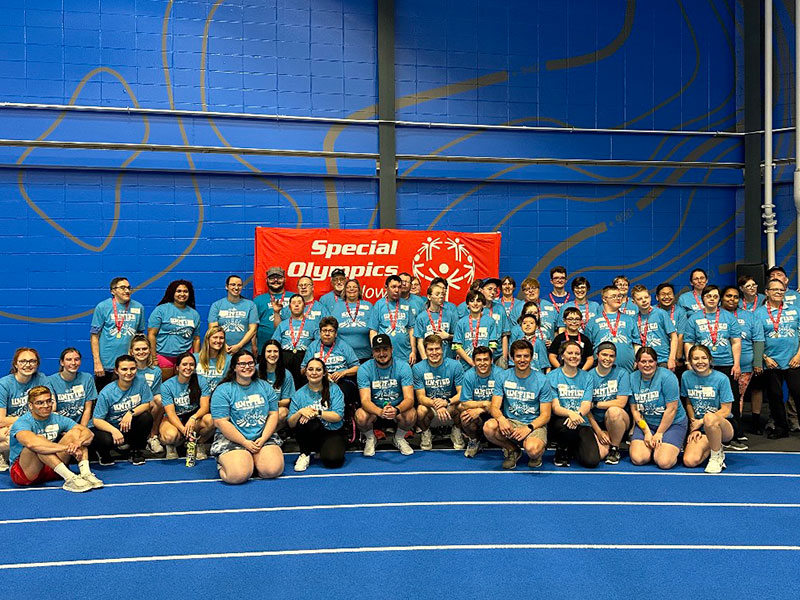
1;262;798;492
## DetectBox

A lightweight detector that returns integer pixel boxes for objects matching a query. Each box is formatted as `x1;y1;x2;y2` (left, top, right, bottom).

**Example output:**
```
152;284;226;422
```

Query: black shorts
373;416;401;431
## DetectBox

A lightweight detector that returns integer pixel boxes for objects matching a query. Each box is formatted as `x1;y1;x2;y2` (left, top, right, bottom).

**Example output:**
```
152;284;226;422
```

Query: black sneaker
723;439;748;451
554;447;570;467
767;428;789;439
605;445;621;465
129;451;146;466
97;454;115;467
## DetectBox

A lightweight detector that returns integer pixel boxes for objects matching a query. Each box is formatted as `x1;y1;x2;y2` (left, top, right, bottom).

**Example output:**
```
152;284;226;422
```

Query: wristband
527;423;535;431
637;419;648;431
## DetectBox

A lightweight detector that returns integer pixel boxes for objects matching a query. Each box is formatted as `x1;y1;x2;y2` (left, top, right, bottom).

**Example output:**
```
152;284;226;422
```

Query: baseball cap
331;268;347;279
481;277;502;288
371;333;392;349
267;267;285;277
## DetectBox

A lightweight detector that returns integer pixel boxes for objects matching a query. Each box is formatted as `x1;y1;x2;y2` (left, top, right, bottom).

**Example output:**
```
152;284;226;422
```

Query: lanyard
767;302;784;335
427;308;442;332
574;299;589;329
468;316;481;348
638;311;650;347
289;316;307;348
112;298;126;335
345;301;360;323
550;292;570;309
320;342;336;364
602;311;622;338
501;298;514;317
705;309;720;345
387;300;400;333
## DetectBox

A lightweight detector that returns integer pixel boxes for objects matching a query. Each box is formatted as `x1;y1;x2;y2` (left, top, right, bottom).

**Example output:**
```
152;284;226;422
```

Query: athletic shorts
373;416;401;431
631;419;688;448
506;418;547;445
157;354;178;369
210;430;281;457
10;460;59;486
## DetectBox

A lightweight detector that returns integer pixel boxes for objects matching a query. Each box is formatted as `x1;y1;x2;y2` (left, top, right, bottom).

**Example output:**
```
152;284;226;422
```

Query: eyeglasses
236;361;256;368
17;359;38;366
767;288;786;293
113;285;131;291
31;399;52;407
320;328;337;334
564;317;582;322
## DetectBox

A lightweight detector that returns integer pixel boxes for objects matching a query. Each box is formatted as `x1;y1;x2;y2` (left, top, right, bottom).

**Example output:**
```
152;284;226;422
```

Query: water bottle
185;429;197;467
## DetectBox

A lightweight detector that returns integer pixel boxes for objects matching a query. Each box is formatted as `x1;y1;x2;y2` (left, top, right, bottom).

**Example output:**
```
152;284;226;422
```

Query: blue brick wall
0;0;783;372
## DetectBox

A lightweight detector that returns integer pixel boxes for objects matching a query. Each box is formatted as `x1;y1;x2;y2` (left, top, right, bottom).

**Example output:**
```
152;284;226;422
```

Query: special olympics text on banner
254;228;501;304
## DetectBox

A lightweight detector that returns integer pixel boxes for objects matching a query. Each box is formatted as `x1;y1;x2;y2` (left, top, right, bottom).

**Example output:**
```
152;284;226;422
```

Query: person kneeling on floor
10;386;102;492
484;340;553;470
288;358;346;472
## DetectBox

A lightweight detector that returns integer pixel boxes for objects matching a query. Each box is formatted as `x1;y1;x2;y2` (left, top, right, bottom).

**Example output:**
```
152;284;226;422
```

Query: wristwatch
317;407;323;418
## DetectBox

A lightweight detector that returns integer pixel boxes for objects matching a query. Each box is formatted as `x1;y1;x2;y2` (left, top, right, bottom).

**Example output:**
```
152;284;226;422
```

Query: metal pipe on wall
795;0;800;285
765;0;777;267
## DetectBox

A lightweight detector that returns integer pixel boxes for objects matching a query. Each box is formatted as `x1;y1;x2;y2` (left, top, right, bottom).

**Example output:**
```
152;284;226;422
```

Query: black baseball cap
371;333;392;349
481;277;502;288
331;268;347;279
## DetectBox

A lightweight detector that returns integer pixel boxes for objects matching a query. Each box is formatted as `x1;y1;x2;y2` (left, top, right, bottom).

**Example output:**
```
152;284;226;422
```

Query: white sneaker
146;436;164;454
0;454;9;472
62;475;92;493
80;472;104;489
196;443;209;461
705;450;726;474
450;426;465;450
294;453;311;472
464;438;482;458
363;432;377;457
420;429;433;450
165;444;179;460
393;432;414;456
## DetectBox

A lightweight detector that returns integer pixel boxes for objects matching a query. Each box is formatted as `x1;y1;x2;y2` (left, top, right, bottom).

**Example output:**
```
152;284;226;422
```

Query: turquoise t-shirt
584;311;640;372
682;309;741;367
253;291;292;353
301;338;360;373
272;317;318;351
546;367;593;426
330;299;374;361
636;307;677;364
493;369;554;424
288;383;345;431
557;300;601;331
453;314;500;367
208;297;259;348
160;377;202;416
590;366;631;422
680;370;734;419
356;358;413;407
195;353;226;395
508;327;551;371
413;305;458;359
368;298;415;363
264;369;296;401
210;379;278;441
0;373;52;418
729;309;763;373
93;378;153;427
90;298;146;369
629;368;687;428
148;303;201;356
47;372;96;422
461;366;501;403
136;366;162;396
412;358;464;400
9;411;76;464
754;303;800;370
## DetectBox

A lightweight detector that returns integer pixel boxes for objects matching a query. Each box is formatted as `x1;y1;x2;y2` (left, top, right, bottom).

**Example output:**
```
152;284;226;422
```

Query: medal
292;349;298;354
602;311;622;340
767;301;784;336
390;330;396;336
705;308;720;350
116;332;121;339
289;315;307;351
712;345;717;351
112;297;126;339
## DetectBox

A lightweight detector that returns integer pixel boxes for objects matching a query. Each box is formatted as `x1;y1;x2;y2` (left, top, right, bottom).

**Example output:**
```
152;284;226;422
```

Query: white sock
364;430;376;440
53;463;75;481
395;428;408;439
78;459;91;476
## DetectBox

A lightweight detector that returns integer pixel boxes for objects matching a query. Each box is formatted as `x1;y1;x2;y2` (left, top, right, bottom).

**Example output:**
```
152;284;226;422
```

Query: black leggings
763;367;800;431
90;412;154;458
550;419;600;468
292;419;346;468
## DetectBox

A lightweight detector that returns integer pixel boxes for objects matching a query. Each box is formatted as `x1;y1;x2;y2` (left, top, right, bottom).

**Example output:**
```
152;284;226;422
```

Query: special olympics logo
411;236;476;294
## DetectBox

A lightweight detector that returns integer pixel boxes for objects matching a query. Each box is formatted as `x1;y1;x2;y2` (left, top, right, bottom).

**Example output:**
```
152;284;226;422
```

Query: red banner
254;228;501;303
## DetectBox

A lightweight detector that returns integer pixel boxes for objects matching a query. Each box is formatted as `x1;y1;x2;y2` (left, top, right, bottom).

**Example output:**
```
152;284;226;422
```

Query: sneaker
129;451;146;466
527;455;543;468
294;453;311;472
736;434;748;442
450;426;465;450
393;432;414;456
97;453;116;466
705;451;726;474
464;438;482;458
767;428;789;440
196;443;209;461
554;447;570;467
80;472;104;489
420;429;433;451
165;444;179;460
724;439;748;451
501;447;522;470
146;436;164;454
363;432;377;457
605;445;621;465
0;454;9;472
63;475;92;493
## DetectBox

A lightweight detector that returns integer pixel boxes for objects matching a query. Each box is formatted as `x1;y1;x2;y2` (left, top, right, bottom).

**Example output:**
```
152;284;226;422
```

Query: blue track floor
2;449;799;599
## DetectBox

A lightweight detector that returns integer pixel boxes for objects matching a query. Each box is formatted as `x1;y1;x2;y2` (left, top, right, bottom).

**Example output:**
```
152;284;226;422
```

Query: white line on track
4;467;800;493
3;543;800;570
2;499;799;526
